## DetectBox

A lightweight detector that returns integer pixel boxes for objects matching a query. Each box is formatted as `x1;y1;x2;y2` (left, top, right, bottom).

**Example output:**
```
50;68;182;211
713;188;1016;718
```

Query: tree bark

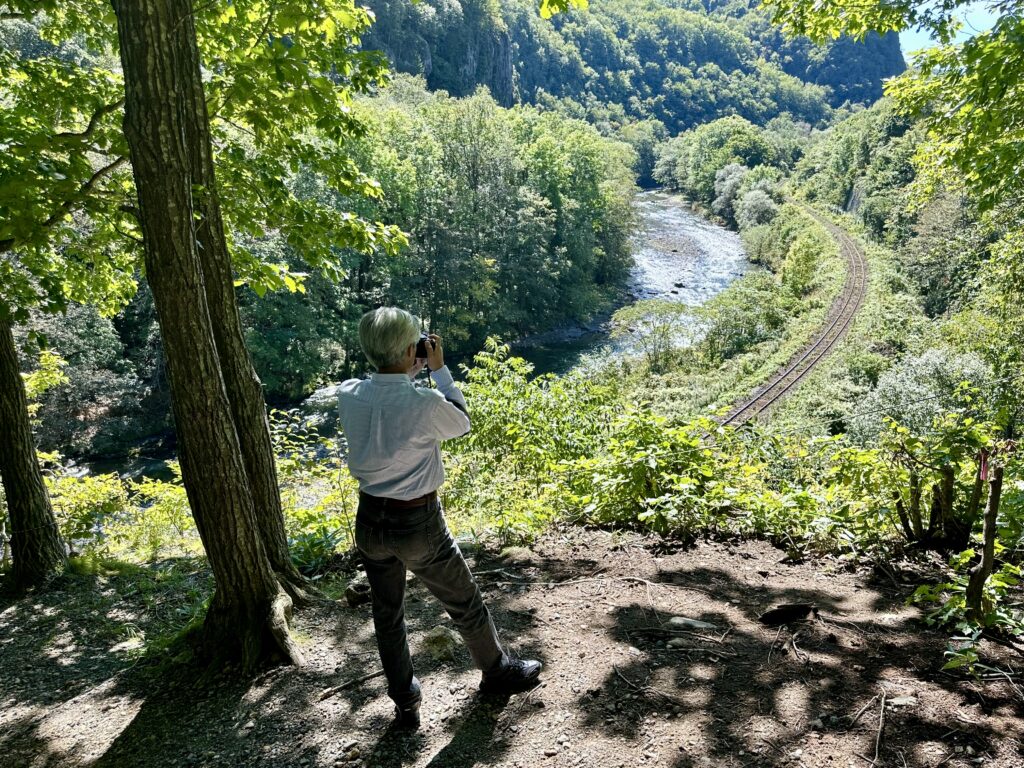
966;464;1003;622
893;493;914;541
0;320;67;590
964;453;987;530
111;0;302;668
907;469;923;540
178;32;310;604
938;464;955;539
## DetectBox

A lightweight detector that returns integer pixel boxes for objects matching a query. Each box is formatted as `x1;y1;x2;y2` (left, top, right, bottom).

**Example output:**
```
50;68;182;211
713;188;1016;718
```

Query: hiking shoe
393;702;421;730
480;658;542;694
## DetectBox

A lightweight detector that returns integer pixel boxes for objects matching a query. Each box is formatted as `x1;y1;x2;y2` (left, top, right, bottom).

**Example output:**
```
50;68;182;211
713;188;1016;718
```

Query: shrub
611;300;694;373
47;471;129;548
695;273;790;363
736;189;779;230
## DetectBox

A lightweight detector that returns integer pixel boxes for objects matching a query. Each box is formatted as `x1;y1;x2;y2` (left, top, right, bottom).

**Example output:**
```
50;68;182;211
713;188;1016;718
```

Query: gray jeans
355;497;507;709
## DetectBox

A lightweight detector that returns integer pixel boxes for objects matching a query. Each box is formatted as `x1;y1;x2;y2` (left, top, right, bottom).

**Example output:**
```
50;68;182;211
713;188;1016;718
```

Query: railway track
720;207;868;426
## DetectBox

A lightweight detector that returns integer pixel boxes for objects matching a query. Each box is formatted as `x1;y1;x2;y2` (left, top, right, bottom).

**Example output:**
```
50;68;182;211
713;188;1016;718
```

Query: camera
415;332;430;358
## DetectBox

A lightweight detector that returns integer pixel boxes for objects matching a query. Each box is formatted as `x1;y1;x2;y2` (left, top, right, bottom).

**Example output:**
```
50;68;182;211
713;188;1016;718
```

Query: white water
513;189;750;374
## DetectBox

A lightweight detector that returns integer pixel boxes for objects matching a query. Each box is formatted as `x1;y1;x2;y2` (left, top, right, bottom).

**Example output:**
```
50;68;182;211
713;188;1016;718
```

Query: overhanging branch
0;156;129;255
54;99;126;144
41;156;128;229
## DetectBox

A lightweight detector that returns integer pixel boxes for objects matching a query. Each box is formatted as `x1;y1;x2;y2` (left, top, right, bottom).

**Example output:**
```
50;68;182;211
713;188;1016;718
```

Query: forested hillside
1;0;907;459
361;0;904;147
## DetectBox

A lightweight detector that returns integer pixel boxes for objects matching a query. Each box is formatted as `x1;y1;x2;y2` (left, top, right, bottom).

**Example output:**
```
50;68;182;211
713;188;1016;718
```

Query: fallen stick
666;646;738;657
848;694;879;728
767;626;784;664
788;632;810;664
626;626;728;644
874;688;887;765
318;669;385;701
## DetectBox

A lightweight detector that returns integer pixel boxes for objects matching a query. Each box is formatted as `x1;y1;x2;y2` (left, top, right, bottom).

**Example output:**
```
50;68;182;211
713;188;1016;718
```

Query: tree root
196;587;305;674
276;569;321;608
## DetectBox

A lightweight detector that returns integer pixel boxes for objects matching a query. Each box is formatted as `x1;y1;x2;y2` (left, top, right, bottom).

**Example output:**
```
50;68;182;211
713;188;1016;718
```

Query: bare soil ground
2;528;1022;768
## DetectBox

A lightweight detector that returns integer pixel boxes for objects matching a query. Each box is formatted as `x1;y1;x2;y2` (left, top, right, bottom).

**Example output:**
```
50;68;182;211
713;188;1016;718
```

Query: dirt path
2;529;1021;768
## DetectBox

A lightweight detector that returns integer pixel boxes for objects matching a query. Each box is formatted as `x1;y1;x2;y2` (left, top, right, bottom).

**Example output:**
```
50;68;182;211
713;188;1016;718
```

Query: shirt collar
370;372;413;384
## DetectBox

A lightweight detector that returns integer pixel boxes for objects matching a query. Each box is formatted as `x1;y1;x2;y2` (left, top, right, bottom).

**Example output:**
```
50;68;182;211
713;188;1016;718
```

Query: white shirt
337;365;470;500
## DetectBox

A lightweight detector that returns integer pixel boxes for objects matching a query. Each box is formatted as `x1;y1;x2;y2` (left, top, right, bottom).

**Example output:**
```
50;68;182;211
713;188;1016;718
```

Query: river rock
423;626;461;661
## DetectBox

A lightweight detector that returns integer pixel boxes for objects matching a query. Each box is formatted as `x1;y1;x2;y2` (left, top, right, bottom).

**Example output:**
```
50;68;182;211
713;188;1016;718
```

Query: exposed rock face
361;0;514;106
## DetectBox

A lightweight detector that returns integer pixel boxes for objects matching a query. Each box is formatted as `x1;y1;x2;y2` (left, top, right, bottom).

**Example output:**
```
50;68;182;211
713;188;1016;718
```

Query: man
338;307;542;729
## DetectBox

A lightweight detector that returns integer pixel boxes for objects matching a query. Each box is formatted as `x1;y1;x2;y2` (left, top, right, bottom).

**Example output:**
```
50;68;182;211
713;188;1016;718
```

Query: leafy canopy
758;0;1024;210
0;0;406;322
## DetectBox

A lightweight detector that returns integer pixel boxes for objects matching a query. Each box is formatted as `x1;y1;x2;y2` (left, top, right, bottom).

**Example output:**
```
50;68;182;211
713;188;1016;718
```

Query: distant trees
654;116;788;221
712;164;749;226
360;0;897;142
736;190;779;230
332;81;636;358
761;0;1024;211
611;300;691;373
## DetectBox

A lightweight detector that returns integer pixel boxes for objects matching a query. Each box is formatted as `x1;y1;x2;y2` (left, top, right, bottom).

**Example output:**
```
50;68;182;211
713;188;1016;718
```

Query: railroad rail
720;207;869;426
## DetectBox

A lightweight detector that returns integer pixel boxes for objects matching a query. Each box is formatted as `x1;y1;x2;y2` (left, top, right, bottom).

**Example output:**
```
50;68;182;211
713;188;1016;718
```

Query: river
85;190;748;479
508;189;750;375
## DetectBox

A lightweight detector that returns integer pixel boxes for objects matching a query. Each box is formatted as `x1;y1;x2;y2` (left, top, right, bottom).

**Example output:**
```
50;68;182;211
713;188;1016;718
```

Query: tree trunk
966;464;1003;622
908;469;923;540
177;40;310;604
893;493;914;541
111;0;302;668
963;452;987;530
938;464;955;540
927;482;941;539
0;320;67;590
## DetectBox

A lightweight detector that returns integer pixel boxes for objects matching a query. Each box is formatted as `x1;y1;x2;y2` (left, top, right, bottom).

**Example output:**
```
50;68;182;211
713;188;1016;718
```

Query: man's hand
426;333;444;371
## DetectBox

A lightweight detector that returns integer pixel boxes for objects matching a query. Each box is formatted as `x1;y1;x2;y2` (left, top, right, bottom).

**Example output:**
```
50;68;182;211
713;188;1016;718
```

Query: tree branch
208;1;278;120
0;156;129;255
53;99;125;144
41;156;128;229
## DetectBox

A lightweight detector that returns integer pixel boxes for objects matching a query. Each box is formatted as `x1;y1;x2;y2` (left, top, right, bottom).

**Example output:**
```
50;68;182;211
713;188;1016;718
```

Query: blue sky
899;4;999;59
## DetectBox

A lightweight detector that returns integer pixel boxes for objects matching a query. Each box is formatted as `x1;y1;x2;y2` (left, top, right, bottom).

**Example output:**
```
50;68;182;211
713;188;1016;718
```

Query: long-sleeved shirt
336;365;470;500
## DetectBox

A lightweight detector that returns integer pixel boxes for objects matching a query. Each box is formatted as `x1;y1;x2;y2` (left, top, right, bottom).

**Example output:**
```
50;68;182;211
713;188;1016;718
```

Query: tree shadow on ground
4;540;1022;768
0;542;549;768
575;563;1021;767
0;557;215;767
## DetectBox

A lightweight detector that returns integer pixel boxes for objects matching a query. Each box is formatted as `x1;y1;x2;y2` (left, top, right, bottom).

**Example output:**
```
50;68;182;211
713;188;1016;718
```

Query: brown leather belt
358;490;438;509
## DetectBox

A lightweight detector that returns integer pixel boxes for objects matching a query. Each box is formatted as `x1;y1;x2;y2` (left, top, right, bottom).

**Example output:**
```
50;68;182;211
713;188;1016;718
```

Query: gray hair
358;307;421;370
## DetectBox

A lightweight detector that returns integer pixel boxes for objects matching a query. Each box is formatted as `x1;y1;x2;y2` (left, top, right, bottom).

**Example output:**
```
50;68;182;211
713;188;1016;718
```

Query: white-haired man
337;307;542;729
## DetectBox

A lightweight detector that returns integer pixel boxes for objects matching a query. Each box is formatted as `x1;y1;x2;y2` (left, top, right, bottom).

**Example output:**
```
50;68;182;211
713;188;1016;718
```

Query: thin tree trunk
966;464;1003;621
112;0;302;668
0;320;67;589
938;464;955;540
964;453;986;530
908;470;923;540
178;44;310;603
893;493;914;541
927;482;941;538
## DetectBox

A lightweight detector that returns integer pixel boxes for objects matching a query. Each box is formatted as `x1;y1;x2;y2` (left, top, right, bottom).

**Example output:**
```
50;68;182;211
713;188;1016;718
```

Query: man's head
359;307;422;371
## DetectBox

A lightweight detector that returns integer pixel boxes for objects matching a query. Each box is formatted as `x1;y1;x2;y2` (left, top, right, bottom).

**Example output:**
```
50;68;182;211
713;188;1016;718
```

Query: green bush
47;471;129;546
